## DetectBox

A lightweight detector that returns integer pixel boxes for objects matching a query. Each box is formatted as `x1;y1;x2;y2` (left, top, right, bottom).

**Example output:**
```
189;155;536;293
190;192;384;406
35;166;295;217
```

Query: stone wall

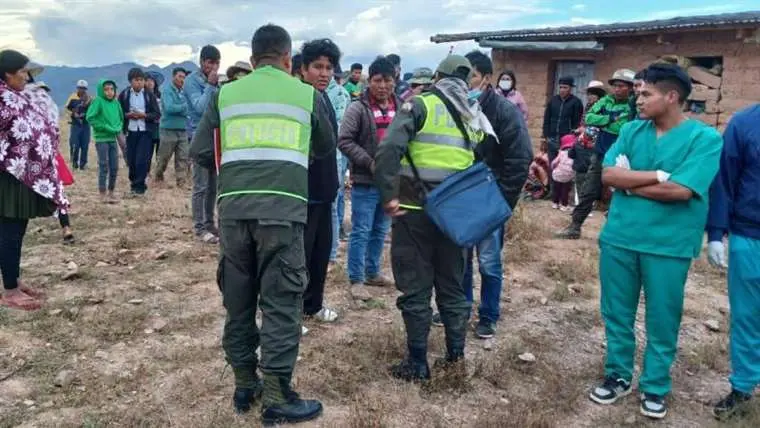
492;29;760;143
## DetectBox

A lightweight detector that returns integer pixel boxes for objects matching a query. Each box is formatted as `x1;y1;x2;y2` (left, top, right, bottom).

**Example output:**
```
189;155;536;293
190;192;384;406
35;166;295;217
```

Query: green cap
435;55;472;78
408;67;434;85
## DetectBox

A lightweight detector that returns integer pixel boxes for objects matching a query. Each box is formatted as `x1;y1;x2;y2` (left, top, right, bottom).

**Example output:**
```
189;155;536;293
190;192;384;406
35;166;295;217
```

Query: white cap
76;79;88;89
587;80;605;89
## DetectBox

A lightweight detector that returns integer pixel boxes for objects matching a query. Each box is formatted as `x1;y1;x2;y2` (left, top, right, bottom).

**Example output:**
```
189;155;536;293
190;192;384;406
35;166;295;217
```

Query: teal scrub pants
728;234;760;395
599;242;692;396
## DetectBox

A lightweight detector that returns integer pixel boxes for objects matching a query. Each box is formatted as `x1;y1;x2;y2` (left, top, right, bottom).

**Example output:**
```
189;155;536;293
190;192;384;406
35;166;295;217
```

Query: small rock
568;284;583;294
66;261;78;270
94;350;108;360
624;415;636;425
67;307;80;317
117;249;131;256
540;297;549;305
62;269;79;280
704;319;721;332
148;318;168;332
718;307;729;316
153;250;170;260
41;401;54;409
95;261;109;267
483;339;494;351
518;352;536;363
500;397;510;405
128;299;144;305
23;399;35;407
86;297;104;304
48;309;63;316
126;220;136;225
144;329;154;335
54;370;75;387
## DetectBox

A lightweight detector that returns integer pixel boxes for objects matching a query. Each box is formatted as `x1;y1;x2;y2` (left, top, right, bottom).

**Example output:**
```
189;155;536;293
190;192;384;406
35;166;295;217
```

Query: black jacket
542;94;583;138
308;91;339;204
476;87;533;209
117;88;161;134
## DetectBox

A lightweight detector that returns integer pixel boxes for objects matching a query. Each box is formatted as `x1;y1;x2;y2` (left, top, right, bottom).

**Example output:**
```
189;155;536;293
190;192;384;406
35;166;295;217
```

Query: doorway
554;61;595;105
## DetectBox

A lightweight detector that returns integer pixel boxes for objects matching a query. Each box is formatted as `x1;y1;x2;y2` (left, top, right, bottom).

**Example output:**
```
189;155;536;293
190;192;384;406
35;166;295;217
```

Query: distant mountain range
37;61;199;107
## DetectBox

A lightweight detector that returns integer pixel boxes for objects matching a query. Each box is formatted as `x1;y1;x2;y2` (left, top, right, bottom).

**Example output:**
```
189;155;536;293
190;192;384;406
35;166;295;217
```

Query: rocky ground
0;133;758;427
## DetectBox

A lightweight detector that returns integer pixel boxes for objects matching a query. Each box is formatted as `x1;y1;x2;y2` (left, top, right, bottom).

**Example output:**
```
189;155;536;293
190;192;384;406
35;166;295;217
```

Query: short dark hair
200;45;221;62
642;63;692;103
498;70;517;90
368;56;395;79
291;53;302;76
127;67;146;81
172;67;187;76
350;62;362;71
0;49;29;82
251;24;292;63
300;38;341;68
464;50;493;76
634;69;646;80
386;54;401;67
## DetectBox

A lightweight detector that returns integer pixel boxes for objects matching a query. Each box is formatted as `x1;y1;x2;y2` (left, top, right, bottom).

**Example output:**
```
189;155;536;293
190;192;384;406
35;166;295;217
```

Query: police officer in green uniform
189;24;335;425
374;55;484;381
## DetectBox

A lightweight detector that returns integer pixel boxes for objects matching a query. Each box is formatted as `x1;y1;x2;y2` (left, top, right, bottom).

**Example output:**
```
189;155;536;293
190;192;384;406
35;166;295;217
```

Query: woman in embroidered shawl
0;50;70;310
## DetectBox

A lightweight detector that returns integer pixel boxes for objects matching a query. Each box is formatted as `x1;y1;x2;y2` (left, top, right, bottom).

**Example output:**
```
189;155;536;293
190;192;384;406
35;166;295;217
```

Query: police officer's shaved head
251;24;292;70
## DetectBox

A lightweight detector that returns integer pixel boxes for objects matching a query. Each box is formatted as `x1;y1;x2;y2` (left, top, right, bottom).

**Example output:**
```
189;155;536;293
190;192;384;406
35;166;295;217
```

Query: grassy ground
0;126;758;427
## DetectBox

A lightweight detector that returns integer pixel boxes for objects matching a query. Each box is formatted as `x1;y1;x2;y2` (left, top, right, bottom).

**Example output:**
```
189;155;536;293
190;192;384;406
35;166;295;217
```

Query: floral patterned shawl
0;79;69;214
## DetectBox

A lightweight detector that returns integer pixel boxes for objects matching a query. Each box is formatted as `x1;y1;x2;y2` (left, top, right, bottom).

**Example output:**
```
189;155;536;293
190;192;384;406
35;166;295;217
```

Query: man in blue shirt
706;104;760;421
184;45;221;244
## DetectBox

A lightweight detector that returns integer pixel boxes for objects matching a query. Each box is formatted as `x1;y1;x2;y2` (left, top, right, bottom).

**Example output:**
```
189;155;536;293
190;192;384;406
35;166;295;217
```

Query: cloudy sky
0;0;755;71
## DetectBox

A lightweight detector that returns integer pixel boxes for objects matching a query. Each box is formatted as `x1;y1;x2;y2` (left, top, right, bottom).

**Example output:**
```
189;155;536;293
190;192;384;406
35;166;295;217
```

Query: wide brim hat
608;69;636;85
145;70;165;87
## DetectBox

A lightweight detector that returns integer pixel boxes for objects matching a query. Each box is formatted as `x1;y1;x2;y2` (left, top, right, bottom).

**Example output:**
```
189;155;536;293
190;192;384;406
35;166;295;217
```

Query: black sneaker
554;223;581;240
589;375;632;405
261;389;323;426
713;390;753;421
391;358;431;382
233;380;264;414
431;313;443;327
475;321;495;339
640;393;667;419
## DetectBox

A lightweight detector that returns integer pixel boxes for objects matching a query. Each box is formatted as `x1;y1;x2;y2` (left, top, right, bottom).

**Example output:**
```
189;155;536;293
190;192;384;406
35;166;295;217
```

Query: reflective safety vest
217;66;314;202
399;93;484;208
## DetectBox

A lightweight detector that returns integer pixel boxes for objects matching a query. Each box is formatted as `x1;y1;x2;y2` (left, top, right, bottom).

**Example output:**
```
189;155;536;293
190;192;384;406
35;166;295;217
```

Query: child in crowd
551;135;576;211
86;80;124;203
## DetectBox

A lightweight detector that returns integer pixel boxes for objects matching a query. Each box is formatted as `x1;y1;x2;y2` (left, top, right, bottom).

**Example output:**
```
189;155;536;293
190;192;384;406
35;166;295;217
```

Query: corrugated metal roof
431;11;760;43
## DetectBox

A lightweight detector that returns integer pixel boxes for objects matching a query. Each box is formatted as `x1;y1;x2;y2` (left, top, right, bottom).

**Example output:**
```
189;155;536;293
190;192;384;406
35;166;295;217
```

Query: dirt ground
1;130;758;428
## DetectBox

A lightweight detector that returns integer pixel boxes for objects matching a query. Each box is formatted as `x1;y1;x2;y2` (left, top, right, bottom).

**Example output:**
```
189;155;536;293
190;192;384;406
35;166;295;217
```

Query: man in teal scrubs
588;63;723;420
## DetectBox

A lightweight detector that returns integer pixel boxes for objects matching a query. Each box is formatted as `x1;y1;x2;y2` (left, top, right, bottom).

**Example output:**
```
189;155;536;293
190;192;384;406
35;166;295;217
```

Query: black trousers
571;154;604;227
0;217;29;290
303;202;333;316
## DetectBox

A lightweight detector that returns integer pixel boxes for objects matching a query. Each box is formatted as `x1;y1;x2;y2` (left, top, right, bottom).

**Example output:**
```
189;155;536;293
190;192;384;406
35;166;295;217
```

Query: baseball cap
609;68;636;85
409;67;434;85
435;55;472;78
76;79;88;89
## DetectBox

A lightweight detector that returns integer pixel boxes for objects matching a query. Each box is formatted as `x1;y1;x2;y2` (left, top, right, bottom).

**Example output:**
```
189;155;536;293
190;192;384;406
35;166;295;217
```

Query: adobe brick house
431;12;760;142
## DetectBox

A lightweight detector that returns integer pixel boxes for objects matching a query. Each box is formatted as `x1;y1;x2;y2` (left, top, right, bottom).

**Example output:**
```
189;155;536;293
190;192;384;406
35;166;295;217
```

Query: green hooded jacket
86;79;124;142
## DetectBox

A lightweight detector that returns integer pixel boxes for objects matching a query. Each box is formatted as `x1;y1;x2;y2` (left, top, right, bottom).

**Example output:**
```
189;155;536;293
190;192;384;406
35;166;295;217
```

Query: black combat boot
260;375;323;426
554;222;582;239
233;379;264;414
391;347;431;382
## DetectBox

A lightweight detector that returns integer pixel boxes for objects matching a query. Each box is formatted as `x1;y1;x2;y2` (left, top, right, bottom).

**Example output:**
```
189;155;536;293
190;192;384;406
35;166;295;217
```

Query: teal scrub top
600;119;723;259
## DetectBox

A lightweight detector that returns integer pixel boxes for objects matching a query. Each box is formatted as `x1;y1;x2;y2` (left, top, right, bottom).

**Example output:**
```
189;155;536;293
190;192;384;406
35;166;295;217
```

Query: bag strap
402;90;475;194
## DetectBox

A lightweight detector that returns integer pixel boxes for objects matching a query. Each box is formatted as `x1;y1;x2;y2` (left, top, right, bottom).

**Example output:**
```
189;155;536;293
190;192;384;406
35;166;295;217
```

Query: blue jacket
183;71;218;131
160;82;189;130
327;78;350;126
706;104;760;242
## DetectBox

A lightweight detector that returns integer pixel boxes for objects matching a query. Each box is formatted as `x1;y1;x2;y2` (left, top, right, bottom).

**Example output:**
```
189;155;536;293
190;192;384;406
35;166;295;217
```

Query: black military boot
261;375;323;426
554;222;582;240
391;347;431;382
233;379;264;414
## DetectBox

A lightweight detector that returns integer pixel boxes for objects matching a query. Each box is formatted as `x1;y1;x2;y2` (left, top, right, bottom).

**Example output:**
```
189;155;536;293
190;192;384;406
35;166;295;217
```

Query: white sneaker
560;205;570;212
313;307;338;323
301;325;309;335
552;203;559;209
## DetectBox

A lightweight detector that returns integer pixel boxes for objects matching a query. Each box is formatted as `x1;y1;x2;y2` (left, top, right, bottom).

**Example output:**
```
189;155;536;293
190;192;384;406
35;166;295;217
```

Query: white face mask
498;80;513;91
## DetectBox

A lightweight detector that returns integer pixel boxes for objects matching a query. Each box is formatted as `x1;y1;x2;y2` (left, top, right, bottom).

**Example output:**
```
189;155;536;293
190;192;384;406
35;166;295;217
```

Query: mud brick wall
492;30;760;142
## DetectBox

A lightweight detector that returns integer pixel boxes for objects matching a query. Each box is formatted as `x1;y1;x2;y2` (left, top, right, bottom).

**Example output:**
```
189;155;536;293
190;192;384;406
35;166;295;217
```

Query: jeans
192;162;217;235
330;152;349;261
463;226;504;324
69;122;91;168
347;184;390;283
0;217;29;290
95;143;119;192
125;130;153;194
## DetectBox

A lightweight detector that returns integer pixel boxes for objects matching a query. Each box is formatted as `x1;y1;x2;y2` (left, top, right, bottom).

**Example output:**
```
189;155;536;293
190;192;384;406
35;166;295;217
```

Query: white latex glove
615;154;631;170
707;241;728;269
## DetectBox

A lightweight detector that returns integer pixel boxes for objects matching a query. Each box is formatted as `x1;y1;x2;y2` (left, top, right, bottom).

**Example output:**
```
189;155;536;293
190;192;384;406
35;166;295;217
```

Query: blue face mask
468;89;482;100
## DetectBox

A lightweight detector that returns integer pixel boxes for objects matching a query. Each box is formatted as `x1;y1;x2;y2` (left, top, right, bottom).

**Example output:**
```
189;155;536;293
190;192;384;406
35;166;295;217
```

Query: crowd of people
0;19;758;425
